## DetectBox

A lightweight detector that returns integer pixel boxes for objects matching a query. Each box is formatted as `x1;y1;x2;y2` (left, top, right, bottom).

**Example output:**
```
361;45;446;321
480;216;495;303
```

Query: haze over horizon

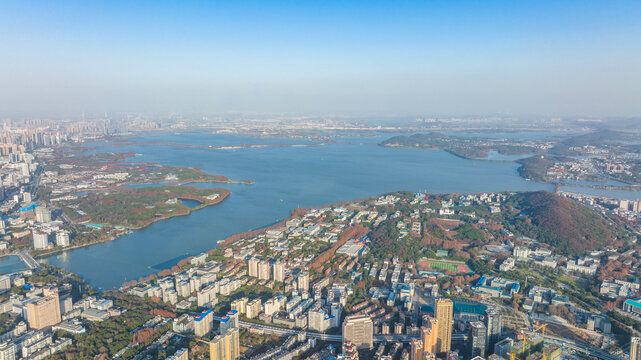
1;1;640;118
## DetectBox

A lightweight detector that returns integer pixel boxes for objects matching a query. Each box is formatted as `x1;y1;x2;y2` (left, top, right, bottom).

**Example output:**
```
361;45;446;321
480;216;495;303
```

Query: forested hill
379;132;536;159
511;191;618;255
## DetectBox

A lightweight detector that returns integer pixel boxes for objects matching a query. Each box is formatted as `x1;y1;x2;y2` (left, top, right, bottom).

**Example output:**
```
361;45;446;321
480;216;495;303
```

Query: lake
45;132;638;289
0;255;29;275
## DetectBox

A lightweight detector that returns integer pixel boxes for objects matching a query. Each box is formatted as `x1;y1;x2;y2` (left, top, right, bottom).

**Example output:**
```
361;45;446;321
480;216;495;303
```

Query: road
210;315;468;344
533;332;624;360
208;314;623;360
16;250;40;269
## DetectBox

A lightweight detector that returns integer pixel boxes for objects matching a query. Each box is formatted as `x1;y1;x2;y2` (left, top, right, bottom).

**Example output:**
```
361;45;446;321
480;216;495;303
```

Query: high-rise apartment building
632;337;641;360
35;206;51;223
247;258;259;277
273;260;285;282
32;230;49;249
468;321;486;358
220;310;238;335
258;260;271;280
298;271;309;291
231;298;248;314
410;339;424;360
55;231;70;247
194;309;213;337
246;299;262;319
484;307;503;354
342;314;373;350
494;338;514;358
421;317;439;354
435;298;453;353
210;327;240;360
26;294;61;329
308;308;332;332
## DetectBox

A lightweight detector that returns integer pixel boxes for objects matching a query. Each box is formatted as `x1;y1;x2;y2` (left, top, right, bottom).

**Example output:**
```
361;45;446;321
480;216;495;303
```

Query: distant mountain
511;191;616;255
549;130;624;155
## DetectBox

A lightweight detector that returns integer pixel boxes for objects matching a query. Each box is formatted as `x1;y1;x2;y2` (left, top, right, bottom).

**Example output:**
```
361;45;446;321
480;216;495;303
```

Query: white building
308;308;333;332
566;258;599;276
273;260;285;283
32;230;49;249
513;247;530;259
499;257;515;271
55;231;70;247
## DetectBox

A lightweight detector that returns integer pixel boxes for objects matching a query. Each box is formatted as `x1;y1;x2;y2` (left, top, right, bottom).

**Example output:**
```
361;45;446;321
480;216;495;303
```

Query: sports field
418;259;473;274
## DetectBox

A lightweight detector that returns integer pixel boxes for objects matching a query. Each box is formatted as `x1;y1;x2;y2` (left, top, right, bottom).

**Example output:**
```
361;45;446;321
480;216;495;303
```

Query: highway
208;314;623;360
211;315;468;344
542;334;623;360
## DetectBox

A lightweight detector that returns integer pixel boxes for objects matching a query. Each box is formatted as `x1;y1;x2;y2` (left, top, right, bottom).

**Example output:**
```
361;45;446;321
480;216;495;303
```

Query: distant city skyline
1;1;640;117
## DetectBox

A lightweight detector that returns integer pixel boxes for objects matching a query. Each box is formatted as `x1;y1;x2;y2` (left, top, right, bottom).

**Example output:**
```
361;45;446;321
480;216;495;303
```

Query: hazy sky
1;0;640;117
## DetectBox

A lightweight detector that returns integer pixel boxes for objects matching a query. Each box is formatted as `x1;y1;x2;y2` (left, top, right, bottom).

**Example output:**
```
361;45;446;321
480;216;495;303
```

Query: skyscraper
410;339;424;360
231;298;248;314
298;271;309;291
273;260;285;282
35;206;51;223
32;230;49;249
26;293;61;329
421;317;439;354
342;314;374;350
220;310;239;335
258;260;271;280
210;327;240;360
484;307;503;354
43;286;61;312
468;321;486;358
435;298;453;353
494;338;514;358
55;230;70;247
247;258;259;277
194;309;213;337
246;298;262;319
632;337;641;360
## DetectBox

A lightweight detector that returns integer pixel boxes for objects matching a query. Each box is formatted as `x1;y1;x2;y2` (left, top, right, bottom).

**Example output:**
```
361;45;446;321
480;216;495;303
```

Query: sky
0;0;640;118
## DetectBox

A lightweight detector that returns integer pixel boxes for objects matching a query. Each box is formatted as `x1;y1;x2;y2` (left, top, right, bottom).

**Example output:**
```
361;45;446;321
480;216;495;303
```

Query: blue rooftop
625;298;641;308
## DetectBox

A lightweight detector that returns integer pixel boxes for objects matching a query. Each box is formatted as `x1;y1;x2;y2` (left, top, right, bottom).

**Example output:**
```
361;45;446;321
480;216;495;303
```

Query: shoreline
387;144;641;190
120;195;377;289
109;137;327;151
34;190;231;259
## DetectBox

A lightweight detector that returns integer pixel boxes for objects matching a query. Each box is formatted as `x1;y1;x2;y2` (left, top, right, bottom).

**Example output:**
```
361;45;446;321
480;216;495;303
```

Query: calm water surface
0;255;29;274
45;132;638;289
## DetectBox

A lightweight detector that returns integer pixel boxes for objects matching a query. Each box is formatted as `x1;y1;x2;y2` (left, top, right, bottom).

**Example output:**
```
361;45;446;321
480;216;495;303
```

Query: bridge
15;250;40;269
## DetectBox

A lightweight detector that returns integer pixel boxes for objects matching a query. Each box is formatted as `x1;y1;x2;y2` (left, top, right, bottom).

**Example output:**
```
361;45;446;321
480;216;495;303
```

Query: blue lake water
45;132;639;289
180;199;201;209
0;255;29;274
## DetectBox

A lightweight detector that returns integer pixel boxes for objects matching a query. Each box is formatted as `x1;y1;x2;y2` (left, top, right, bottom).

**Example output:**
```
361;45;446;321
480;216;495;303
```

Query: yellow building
435;298;453;353
410;339;424;360
246;298;262;319
210;327;240;360
26;293;61;329
631;337;641;360
231;297;248;315
421;317;439;354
